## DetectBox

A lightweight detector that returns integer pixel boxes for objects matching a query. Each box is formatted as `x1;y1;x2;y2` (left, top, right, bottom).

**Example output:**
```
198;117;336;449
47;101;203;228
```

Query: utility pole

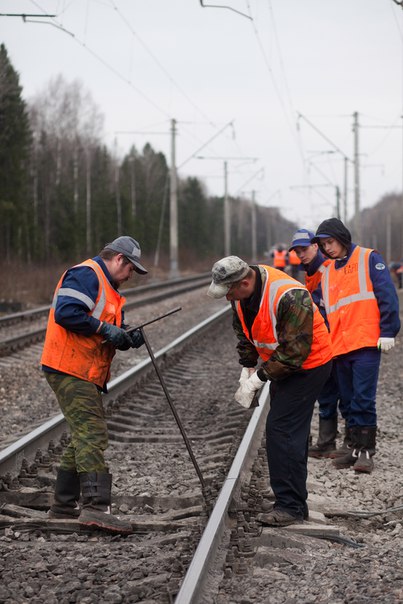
335;186;341;220
196;155;258;256
353;111;361;243
223;161;230;256
251;190;257;262
298;113;351;224
169;119;179;277
343;156;348;223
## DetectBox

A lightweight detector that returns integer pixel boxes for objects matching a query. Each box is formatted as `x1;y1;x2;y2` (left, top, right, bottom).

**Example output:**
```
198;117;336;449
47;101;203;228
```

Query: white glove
239;367;256;384
377;337;395;352
234;371;265;408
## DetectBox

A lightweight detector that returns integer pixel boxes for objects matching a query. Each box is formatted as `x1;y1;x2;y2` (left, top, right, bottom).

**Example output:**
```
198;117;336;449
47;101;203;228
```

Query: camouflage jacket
232;266;313;381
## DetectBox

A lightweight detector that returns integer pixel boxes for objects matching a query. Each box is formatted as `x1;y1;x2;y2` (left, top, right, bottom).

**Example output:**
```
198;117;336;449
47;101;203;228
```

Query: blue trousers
317;365;348;420
266;360;332;519
334;348;380;428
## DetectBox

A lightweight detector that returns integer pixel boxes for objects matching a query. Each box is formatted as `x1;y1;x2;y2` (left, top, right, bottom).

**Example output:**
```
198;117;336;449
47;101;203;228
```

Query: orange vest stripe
41;259;126;388
321;246;380;355
236;266;332;370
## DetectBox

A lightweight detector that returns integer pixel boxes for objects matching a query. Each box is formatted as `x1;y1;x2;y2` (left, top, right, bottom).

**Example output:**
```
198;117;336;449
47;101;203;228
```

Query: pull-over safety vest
321;246;380;356
236;266;333;370
41;259;126;388
273;249;287;268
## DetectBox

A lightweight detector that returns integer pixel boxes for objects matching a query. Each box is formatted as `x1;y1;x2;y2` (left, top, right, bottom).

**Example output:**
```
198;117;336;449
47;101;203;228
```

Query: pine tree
0;44;32;261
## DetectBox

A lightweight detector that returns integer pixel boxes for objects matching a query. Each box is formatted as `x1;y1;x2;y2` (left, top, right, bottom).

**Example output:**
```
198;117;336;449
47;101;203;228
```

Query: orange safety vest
235;266;333;370
41;259;126;388
321;246;380;356
288;250;301;266
305;259;331;295
273;249;287;268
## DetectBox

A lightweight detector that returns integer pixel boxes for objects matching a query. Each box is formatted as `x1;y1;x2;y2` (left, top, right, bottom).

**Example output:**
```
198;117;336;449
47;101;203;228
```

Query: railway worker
289;229;348;459
207;255;333;527
287;248;302;281
271;244;288;271
312;218;400;474
41;236;148;534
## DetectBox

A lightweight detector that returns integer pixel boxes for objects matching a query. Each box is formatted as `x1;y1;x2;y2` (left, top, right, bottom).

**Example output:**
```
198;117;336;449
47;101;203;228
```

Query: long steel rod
140;326;206;491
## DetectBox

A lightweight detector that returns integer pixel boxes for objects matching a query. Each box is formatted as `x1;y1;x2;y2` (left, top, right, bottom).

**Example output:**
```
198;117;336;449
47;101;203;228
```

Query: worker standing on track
41;236;148;534
312;218;400;474
289;229;348;458
207;256;333;526
271;244;288;271
287;248;302;281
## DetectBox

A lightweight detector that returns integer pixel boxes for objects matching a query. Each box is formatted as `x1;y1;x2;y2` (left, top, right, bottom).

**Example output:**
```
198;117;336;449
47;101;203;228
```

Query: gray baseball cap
104;236;148;274
207;256;250;298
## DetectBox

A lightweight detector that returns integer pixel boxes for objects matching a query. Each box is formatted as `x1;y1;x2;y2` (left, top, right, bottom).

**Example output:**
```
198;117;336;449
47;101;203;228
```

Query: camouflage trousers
45;373;108;473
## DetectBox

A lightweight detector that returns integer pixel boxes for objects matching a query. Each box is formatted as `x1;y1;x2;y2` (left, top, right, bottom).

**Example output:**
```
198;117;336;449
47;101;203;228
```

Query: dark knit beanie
311;218;352;254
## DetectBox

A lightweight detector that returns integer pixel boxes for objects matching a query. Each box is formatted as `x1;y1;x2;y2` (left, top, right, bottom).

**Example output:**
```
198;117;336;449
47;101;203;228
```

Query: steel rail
0;272;211;327
175;382;270;604
0;306;230;477
0;275;211;357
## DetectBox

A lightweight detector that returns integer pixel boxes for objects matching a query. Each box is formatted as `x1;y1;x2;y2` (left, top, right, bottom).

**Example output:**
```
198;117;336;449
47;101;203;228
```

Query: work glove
377;337;395;352
239;367;256;384
130;329;145;349
99;322;132;350
234;371;265;409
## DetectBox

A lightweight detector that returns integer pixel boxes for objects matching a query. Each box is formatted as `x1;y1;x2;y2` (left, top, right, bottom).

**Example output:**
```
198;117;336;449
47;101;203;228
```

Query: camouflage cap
207;256;250;299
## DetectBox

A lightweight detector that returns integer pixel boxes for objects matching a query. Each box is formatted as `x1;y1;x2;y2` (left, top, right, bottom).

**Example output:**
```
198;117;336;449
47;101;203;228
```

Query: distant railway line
0;272;210;357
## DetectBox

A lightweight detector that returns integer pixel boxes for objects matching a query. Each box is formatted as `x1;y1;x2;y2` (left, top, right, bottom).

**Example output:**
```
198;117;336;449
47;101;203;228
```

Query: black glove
99;322;132;349
130;329;145;349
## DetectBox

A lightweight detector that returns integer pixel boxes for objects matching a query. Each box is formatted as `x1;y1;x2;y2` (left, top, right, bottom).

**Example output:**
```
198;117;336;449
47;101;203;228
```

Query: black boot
78;472;132;534
48;468;81;519
308;416;338;458
329;423;353;459
333;427;360;469
353;427;376;474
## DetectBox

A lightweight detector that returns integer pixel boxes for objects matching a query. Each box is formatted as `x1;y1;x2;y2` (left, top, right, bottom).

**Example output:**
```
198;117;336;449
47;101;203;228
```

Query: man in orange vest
271;244;288;271
289;229;348;458
41;236;148;533
207;256;333;526
288;248;301;280
312;218;400;473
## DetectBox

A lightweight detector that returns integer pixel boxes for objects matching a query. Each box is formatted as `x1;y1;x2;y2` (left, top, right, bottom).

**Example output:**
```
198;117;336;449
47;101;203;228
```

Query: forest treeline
2;43;402;272
0;44;297;270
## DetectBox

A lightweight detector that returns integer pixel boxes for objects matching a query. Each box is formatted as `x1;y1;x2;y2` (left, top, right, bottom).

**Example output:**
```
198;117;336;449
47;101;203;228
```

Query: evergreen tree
0;44;32;261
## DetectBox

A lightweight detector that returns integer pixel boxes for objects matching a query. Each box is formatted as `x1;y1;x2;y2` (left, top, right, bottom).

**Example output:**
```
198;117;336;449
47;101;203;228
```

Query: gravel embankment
216;291;403;603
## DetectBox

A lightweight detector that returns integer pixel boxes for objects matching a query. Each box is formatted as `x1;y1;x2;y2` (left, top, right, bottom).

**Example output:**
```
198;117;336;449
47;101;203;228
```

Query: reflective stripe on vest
51;260;107;320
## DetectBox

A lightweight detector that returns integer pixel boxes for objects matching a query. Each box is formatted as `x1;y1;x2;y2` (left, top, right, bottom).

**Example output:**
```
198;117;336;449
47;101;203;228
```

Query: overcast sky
2;0;403;230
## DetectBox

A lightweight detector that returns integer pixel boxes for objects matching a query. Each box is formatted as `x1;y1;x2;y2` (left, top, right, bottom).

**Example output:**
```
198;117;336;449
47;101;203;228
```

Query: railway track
0;306;274;603
0;272;211;357
1;291;402;603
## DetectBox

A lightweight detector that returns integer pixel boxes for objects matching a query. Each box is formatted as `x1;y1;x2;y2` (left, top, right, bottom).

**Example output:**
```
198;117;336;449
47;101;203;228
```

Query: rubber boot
353;427;376;474
328;424;353;459
48;468;81;519
78;472;132;534
308;416;338;458
333;427;360;469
